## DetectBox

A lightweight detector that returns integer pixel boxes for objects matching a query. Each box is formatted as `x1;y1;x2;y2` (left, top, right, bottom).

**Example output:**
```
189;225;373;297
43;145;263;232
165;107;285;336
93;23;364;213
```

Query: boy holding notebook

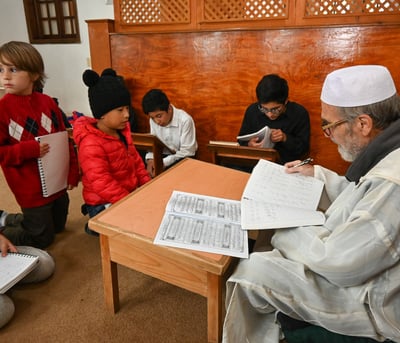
0;231;54;328
0;41;79;248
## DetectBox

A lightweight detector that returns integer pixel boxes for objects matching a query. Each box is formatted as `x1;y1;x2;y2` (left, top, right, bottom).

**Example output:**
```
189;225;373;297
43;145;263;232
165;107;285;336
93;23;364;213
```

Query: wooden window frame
23;0;80;44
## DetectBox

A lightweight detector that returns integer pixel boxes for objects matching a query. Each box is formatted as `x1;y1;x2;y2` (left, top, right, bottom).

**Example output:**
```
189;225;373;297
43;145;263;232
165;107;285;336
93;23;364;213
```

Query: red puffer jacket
73;116;151;205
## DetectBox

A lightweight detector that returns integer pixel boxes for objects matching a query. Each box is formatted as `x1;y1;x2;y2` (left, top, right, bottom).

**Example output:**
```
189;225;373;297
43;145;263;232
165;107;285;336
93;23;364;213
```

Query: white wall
0;0;114;115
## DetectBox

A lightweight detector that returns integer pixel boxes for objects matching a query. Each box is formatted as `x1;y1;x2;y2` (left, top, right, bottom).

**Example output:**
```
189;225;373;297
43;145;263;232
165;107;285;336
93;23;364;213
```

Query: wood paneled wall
87;21;400;175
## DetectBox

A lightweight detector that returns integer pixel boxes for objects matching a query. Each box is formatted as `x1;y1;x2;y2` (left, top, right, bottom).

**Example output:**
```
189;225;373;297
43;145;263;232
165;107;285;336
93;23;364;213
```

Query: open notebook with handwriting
0;252;39;294
240;159;325;230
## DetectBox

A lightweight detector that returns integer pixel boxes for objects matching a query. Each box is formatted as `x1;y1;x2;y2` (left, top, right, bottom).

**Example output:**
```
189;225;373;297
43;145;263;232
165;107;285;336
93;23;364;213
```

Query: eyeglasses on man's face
258;103;284;115
321;119;348;137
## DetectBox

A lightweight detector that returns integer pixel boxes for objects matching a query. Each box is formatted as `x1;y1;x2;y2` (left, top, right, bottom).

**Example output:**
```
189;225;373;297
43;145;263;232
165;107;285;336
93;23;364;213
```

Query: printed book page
154;191;248;258
237;126;274;148
0;253;39;294
241;159;325;230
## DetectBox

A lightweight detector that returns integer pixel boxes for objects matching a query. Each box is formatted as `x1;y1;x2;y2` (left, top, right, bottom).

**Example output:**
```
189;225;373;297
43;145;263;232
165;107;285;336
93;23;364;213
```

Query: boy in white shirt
141;89;197;177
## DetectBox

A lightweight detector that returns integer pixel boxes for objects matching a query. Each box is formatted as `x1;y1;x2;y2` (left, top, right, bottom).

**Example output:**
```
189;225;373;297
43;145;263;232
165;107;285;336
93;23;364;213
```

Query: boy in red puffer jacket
73;68;151;236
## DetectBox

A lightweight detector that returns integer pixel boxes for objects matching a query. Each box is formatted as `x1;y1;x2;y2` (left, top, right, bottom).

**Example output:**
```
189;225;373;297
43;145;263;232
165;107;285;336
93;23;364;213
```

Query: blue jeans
85;204;108;218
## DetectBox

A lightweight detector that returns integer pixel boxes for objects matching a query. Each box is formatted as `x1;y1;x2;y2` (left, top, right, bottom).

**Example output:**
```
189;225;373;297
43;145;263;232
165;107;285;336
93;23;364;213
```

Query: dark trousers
2;192;70;249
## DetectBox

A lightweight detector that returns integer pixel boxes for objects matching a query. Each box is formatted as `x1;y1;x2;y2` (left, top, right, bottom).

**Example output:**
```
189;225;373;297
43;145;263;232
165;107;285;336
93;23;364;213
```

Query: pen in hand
293;157;313;168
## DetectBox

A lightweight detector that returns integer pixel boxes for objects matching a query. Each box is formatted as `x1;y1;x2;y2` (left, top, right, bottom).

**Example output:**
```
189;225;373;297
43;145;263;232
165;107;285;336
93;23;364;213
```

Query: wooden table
89;158;250;343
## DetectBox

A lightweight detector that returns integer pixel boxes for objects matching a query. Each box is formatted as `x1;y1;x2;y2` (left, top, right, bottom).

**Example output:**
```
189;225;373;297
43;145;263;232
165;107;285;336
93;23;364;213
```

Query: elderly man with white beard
222;65;400;343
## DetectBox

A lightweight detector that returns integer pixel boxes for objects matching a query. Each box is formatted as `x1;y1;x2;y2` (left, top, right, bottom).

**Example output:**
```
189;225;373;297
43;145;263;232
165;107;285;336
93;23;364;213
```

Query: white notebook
241;159;325;230
35;131;70;197
0;253;39;294
237;125;274;148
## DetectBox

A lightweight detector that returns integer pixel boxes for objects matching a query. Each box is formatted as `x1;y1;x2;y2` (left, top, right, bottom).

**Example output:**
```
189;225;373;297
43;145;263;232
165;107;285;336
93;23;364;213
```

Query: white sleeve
145;119;154;161
314;165;350;211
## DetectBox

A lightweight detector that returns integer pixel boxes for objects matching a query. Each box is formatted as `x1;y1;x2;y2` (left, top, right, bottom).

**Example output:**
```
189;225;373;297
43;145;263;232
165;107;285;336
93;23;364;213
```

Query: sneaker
81;204;88;216
84;223;99;237
5;213;23;226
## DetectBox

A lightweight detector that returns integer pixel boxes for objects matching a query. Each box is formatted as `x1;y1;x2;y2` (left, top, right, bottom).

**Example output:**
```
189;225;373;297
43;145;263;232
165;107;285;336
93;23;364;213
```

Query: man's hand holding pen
293;157;313;168
285;157;315;177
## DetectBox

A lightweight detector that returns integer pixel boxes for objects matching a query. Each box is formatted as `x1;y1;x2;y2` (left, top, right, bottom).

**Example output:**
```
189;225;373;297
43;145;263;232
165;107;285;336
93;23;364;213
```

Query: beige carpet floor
0;171;208;342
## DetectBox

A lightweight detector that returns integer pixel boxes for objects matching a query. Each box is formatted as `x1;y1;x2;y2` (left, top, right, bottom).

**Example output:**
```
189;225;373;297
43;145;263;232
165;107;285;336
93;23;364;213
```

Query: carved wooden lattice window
305;0;400;16
119;0;190;24
114;0;400;30
203;0;289;21
23;0;80;44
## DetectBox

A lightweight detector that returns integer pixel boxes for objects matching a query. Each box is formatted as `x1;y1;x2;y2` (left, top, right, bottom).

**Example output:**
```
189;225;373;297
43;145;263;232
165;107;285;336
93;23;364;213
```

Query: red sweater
73;116;151;206
0;92;80;208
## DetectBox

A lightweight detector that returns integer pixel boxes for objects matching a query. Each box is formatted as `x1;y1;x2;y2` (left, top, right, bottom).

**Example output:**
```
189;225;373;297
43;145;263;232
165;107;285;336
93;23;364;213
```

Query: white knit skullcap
321;65;397;107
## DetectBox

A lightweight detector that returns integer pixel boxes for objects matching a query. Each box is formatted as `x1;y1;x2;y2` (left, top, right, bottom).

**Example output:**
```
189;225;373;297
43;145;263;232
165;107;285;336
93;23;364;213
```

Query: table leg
207;272;222;343
99;234;120;313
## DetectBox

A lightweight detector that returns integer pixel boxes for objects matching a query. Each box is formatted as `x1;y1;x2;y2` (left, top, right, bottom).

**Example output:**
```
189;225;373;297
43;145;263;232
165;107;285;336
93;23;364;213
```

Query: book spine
36;137;49;197
8;252;37;259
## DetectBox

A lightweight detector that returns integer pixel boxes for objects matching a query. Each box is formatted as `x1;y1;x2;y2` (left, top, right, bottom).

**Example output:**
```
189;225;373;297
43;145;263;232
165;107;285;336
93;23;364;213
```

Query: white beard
337;136;366;162
338;145;356;162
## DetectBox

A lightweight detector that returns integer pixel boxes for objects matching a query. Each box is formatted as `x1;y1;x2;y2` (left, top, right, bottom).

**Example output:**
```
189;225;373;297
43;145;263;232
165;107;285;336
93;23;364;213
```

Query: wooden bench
207;142;280;169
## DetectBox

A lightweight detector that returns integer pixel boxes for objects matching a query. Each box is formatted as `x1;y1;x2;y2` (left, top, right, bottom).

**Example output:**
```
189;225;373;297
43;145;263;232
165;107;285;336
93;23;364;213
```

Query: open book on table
0;252;39;294
154;191;248;258
237;125;274;148
241;159;325;230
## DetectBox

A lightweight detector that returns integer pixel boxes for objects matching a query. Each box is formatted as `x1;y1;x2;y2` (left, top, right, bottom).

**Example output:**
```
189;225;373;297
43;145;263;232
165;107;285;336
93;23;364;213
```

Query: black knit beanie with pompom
82;68;131;119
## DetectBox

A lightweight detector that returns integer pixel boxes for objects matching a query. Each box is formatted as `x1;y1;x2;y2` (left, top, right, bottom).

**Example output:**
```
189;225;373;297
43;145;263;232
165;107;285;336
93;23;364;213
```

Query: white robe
223;148;400;343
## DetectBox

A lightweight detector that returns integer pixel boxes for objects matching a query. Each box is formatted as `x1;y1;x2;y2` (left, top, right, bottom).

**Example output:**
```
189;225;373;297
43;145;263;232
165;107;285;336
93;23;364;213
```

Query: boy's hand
146;159;155;178
39;142;50;157
248;137;263;148
270;129;286;143
0;233;17;257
